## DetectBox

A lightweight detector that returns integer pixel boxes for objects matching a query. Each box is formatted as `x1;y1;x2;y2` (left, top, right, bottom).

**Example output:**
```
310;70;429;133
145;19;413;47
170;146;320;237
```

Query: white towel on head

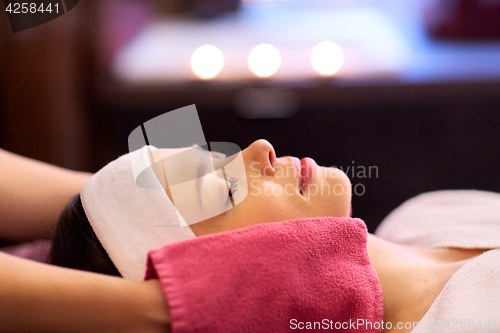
375;190;500;332
81;146;195;281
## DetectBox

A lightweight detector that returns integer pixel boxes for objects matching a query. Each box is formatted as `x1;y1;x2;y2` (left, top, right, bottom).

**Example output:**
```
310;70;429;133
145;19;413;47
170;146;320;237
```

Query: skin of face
175;139;353;236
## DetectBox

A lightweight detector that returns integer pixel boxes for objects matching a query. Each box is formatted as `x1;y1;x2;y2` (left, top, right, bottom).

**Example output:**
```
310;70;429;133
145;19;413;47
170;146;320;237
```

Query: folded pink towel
145;217;383;332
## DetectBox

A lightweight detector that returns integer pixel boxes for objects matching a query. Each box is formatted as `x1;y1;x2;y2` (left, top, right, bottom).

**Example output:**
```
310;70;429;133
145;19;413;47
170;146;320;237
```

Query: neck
366;234;482;332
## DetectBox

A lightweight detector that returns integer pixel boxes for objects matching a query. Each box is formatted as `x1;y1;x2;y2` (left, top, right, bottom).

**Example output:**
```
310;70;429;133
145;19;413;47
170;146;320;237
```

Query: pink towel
145;217;383;332
0;239;51;263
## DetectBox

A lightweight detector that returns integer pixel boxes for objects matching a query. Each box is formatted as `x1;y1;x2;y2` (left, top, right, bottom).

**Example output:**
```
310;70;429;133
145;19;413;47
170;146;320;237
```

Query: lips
300;157;315;195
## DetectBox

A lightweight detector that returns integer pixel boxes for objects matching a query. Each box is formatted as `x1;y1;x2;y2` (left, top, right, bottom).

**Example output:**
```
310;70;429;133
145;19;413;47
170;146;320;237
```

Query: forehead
148;146;202;163
148;146;213;187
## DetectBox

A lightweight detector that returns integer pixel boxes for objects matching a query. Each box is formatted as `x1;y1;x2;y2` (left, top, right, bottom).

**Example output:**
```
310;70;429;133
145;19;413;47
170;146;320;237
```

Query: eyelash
226;177;238;202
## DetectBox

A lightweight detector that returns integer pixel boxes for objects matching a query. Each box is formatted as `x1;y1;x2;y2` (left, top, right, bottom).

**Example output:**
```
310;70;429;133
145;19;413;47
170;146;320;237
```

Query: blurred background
1;0;500;232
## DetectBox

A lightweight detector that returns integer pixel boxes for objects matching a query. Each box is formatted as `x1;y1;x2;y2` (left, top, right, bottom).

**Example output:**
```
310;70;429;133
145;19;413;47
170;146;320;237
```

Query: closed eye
226;177;238;206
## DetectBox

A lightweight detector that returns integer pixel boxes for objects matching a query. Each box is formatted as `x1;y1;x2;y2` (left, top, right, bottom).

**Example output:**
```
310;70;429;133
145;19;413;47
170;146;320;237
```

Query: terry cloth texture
376;190;500;249
81;146;195;281
145;217;383;333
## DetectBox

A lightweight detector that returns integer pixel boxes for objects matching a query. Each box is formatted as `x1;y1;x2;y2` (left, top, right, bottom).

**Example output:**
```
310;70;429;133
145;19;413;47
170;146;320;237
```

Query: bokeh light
310;41;344;76
191;45;224;79
248;43;281;78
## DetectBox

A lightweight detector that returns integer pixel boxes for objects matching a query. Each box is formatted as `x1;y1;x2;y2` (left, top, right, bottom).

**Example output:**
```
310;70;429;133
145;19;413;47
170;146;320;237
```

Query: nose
242;139;276;177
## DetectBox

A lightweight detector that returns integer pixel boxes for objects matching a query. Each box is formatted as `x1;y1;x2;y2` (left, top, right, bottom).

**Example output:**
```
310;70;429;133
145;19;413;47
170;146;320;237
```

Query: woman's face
179;139;352;236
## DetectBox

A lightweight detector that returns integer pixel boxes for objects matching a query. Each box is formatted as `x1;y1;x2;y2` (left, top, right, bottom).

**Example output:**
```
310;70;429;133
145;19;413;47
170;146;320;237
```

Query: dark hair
48;194;122;277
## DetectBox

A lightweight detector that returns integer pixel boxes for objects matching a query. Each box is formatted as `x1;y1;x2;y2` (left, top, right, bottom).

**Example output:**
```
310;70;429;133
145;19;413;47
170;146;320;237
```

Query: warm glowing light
248;44;281;78
191;45;224;79
310;41;344;76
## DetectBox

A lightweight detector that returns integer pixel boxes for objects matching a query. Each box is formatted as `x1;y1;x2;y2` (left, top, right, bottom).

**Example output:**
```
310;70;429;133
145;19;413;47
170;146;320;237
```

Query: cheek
188;212;230;236
249;174;303;196
228;192;286;227
248;190;308;225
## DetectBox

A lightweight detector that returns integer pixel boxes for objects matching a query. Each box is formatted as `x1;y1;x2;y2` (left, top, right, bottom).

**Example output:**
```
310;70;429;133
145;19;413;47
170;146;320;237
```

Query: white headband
81;146;196;281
